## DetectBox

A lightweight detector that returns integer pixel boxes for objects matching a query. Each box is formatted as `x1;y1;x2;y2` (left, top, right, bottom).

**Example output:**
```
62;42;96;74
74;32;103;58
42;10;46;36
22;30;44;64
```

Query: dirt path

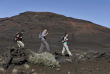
4;58;110;74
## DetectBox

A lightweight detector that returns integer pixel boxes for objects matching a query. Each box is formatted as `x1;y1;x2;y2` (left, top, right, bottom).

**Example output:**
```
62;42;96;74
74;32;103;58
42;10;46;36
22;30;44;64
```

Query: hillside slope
0;11;110;52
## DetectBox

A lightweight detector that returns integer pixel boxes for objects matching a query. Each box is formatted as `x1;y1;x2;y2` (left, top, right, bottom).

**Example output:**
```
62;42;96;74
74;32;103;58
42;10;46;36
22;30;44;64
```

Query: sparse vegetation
28;51;60;68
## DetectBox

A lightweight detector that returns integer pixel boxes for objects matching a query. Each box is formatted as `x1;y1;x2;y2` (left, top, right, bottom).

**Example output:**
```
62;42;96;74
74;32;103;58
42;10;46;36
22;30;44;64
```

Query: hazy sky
0;0;110;28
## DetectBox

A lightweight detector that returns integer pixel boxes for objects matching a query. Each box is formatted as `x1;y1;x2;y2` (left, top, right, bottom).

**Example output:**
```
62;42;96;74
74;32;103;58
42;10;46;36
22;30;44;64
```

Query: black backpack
60;36;65;43
14;32;19;42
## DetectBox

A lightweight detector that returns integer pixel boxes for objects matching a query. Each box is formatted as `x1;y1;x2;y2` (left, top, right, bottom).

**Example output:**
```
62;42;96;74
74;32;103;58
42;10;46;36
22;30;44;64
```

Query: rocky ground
0;57;110;74
0;46;110;74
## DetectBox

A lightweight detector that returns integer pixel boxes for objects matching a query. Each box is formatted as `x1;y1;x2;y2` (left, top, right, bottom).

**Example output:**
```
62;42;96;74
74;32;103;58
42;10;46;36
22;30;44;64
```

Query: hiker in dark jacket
39;29;50;53
15;30;25;48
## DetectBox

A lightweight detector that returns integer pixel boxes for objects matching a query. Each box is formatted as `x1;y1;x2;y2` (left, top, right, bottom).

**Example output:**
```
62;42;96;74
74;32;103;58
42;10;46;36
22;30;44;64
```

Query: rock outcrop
0;46;27;69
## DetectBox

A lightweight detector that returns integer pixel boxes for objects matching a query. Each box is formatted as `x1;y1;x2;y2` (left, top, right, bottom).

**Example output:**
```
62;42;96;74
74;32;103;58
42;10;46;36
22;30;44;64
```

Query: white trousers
17;41;24;48
62;43;72;56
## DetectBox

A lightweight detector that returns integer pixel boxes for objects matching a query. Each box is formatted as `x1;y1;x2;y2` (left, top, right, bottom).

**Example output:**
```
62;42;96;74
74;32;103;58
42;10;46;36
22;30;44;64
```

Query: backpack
39;32;42;38
14;32;19;42
60;36;68;43
60;36;65;43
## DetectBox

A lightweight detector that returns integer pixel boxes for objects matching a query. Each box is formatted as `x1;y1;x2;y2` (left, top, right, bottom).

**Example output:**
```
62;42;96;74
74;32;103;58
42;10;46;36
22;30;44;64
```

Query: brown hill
0;11;110;52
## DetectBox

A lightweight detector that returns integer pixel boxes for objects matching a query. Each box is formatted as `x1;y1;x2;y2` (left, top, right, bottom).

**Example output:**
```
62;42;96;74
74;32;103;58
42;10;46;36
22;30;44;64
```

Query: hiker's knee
22;44;24;48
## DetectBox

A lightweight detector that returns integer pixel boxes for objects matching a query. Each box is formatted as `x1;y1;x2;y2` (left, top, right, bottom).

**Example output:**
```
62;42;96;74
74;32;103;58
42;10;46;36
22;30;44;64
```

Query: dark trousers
39;39;50;53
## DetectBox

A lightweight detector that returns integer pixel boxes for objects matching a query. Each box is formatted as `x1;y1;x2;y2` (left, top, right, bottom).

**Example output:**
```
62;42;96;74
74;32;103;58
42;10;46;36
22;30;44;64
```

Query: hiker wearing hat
39;29;50;53
15;30;25;48
61;33;72;56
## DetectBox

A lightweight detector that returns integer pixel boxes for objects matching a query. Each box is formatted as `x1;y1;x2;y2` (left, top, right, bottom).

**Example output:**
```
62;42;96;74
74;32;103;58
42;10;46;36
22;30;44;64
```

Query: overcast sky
0;0;110;28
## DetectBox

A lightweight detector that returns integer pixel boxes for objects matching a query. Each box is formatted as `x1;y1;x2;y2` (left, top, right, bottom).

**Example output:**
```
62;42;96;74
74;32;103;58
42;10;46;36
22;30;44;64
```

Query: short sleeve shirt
41;31;46;37
41;31;46;40
17;33;22;41
63;36;68;44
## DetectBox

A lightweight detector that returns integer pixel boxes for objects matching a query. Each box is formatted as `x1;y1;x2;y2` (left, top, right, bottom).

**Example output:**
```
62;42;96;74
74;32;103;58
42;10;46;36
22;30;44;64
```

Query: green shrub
28;51;60;68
